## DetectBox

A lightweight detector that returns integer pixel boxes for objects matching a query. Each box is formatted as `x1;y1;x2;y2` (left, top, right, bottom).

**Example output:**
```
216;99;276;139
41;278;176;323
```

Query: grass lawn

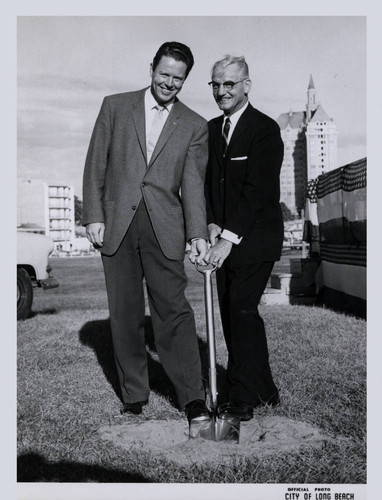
17;255;366;483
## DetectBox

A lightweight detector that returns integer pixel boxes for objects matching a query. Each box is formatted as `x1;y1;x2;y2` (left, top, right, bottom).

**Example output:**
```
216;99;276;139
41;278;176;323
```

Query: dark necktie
223;117;231;152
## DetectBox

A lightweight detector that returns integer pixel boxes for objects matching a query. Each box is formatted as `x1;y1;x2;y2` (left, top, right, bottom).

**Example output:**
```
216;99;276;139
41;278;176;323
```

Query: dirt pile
98;415;337;467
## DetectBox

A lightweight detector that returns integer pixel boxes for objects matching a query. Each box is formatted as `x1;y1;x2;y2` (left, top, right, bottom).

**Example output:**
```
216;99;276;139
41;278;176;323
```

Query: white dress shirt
144;88;173;153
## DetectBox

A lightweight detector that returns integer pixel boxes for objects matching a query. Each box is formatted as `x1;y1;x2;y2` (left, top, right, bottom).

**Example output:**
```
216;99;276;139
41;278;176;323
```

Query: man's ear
244;79;252;96
150;63;153;77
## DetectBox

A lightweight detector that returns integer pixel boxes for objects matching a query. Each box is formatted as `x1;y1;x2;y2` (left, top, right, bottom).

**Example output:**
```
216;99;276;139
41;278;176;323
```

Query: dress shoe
219;401;254;421
120;400;148;415
184;399;211;424
220;394;280;421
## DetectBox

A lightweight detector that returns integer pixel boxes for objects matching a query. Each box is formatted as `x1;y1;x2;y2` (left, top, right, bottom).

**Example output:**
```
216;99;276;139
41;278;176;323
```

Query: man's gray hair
211;55;250;79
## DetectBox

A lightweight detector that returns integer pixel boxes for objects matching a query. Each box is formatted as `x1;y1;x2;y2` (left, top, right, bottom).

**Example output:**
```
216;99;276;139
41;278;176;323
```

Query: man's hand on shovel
188;238;208;265
205;238;233;268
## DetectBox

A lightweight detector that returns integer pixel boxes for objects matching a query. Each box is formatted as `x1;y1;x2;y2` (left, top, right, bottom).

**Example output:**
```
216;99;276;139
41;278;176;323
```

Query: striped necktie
223;117;231;152
147;105;166;163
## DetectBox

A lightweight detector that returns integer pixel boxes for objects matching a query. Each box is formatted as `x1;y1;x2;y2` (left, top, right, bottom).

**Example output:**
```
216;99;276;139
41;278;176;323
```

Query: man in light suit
205;55;284;421
83;42;210;425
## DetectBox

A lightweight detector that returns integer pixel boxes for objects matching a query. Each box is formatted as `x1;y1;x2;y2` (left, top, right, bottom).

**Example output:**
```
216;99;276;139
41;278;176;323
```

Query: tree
74;195;83;226
280;202;293;221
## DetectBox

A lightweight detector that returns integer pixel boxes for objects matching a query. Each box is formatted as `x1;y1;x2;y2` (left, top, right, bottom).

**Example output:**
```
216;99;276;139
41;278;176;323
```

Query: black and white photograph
5;1;379;499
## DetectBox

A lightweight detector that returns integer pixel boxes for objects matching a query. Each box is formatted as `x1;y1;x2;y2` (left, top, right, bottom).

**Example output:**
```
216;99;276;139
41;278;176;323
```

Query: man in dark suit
83;42;210;425
205;55;284;421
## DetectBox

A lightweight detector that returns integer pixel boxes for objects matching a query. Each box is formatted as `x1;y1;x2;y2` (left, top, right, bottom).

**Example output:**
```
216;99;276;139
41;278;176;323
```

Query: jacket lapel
224;104;252;158
147;99;181;168
132;89;148;162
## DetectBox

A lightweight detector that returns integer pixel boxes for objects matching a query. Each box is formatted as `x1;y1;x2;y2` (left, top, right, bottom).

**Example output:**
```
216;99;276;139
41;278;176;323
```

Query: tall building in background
17;178;75;251
48;183;75;250
277;75;338;216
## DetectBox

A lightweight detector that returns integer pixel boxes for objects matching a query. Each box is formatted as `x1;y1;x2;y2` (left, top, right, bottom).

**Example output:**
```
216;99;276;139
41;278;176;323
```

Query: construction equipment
189;262;240;443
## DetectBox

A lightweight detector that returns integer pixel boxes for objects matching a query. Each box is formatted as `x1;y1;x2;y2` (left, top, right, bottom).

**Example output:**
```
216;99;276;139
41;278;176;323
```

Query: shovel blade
214;415;240;443
189;416;214;439
190;415;240;443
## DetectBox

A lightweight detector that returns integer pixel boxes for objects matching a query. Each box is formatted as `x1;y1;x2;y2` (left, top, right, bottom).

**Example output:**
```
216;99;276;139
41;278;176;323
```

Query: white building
17;178;76;251
277;75;338;216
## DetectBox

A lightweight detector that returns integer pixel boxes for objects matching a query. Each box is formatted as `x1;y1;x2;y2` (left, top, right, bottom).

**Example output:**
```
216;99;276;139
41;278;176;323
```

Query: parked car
17;232;59;320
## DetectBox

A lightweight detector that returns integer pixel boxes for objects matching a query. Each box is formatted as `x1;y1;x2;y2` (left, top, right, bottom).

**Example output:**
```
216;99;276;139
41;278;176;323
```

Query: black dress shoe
121;400;147;415
219;401;254;421
185;399;211;424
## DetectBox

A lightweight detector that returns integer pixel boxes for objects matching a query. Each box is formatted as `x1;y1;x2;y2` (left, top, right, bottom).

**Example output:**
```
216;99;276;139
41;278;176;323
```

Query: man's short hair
211;55;250;79
153;42;195;78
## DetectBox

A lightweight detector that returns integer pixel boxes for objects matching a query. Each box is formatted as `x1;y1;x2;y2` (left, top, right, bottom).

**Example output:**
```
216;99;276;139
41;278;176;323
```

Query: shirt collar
224;101;249;128
145;88;173;113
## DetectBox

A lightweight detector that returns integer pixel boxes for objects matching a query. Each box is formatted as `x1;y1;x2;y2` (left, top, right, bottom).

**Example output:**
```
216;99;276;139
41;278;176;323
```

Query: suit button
141;182;146;188
132;205;136;210
220;178;225;183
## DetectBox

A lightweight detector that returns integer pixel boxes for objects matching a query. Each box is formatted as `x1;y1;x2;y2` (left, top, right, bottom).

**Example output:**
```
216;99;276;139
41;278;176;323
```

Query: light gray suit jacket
83;88;208;259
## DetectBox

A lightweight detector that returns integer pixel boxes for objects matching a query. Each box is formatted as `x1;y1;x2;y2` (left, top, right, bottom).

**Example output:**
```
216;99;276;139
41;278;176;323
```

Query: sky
17;16;366;199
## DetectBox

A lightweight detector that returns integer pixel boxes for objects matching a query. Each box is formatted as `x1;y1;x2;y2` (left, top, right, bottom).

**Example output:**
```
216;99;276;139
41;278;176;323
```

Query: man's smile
217;95;232;105
159;87;174;94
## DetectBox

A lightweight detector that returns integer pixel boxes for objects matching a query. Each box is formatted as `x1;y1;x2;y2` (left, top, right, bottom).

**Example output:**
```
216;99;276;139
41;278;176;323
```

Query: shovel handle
194;262;218;411
194;262;218;275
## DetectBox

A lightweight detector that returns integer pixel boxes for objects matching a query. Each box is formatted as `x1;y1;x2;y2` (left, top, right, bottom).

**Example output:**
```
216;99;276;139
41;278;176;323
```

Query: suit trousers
101;201;205;409
216;260;279;405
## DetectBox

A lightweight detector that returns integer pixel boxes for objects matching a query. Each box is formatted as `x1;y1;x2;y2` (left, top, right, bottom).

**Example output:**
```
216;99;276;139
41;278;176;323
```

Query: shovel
189;262;240;443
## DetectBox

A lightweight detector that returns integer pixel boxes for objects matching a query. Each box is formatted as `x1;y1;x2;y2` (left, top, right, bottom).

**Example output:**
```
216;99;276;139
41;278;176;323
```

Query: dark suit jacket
83;88;208;259
205;103;284;266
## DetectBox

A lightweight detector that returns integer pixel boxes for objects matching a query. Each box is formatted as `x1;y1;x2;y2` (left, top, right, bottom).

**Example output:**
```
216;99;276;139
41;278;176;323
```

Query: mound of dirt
98;415;337;467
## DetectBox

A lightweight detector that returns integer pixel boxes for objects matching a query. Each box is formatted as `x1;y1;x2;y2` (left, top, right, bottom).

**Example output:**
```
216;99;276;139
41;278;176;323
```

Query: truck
17;231;59;320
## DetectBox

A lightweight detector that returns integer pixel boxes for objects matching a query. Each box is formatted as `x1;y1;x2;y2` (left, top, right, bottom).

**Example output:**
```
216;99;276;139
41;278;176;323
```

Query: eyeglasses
208;79;246;92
